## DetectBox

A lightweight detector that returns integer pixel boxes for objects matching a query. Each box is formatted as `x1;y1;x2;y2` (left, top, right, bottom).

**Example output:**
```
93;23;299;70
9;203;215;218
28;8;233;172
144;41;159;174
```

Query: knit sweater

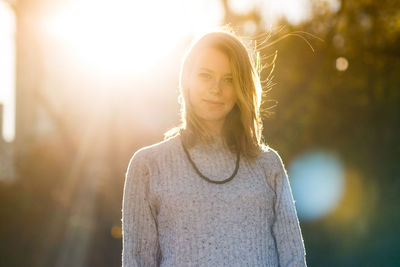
122;134;307;267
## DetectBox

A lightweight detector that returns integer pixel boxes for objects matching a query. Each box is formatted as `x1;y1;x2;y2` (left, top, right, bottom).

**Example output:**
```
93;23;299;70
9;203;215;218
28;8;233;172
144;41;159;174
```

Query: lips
203;99;224;105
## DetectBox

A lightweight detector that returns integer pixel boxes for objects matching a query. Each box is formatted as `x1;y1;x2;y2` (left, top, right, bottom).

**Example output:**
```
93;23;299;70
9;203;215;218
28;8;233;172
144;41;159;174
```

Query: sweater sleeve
270;151;307;267
122;151;161;267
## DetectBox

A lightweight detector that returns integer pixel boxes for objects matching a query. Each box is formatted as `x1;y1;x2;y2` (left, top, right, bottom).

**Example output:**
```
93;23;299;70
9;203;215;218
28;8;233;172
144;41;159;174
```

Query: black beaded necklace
180;137;240;184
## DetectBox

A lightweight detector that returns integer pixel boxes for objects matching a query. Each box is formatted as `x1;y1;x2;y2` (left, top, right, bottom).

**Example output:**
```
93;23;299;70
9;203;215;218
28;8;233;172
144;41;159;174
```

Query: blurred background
0;0;399;266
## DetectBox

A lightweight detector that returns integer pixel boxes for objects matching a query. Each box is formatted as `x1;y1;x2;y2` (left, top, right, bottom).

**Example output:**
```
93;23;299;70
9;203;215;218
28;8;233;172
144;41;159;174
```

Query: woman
122;29;307;267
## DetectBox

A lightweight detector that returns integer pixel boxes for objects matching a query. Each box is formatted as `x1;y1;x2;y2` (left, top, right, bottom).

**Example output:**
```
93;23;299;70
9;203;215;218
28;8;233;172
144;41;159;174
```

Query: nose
209;79;222;95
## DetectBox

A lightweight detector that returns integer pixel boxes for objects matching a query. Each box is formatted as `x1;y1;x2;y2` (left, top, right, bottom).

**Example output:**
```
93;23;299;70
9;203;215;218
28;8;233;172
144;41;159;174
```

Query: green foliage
256;0;400;266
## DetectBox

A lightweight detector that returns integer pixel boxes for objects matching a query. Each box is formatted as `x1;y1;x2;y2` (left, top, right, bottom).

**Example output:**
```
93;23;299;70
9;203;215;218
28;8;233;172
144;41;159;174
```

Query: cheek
188;78;201;102
188;87;203;110
226;89;237;107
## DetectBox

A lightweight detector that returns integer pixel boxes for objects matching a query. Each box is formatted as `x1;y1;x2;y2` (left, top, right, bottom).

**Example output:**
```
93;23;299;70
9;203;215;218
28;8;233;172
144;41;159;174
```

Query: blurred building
0;0;15;182
0;103;15;182
9;1;113;266
0;0;39;182
14;0;51;158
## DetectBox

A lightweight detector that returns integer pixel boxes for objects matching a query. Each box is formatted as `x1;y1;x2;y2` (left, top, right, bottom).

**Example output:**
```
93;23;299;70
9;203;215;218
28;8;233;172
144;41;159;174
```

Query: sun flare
42;0;223;76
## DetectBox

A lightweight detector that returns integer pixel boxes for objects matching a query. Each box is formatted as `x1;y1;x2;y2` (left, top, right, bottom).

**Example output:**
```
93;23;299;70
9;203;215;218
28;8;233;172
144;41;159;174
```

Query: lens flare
289;149;345;221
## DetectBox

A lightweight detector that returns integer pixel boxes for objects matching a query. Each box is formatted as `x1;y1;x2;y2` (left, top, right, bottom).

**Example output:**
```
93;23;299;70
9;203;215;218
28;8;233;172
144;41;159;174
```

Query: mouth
203;99;224;105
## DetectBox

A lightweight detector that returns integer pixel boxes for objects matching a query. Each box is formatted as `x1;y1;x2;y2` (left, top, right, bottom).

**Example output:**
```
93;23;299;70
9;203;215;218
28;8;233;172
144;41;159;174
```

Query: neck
202;120;224;137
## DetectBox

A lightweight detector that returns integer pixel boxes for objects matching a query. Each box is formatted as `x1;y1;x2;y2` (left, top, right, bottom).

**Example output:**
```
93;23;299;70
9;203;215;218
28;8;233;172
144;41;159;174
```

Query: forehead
192;47;232;74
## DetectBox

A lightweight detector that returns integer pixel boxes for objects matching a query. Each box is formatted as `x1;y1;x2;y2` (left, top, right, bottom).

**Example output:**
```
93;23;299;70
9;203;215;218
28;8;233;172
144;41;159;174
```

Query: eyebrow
198;67;232;76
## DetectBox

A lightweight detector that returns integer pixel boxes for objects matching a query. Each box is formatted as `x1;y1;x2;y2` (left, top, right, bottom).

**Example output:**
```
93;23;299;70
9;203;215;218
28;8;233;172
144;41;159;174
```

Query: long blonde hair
165;29;267;158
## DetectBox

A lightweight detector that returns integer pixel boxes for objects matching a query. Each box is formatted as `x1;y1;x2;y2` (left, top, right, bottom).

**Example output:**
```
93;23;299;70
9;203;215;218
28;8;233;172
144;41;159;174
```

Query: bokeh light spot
333;34;345;48
289;149;345;221
111;225;122;239
336;56;349;71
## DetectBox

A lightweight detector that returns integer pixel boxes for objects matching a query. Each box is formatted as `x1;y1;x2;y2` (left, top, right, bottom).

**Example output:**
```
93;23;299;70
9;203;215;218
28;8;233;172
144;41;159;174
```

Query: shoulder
129;135;181;165
258;144;285;167
255;144;289;180
256;145;290;193
125;135;180;176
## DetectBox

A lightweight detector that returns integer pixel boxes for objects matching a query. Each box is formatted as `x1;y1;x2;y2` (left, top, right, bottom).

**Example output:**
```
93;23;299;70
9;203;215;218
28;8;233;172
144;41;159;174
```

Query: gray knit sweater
122;134;307;267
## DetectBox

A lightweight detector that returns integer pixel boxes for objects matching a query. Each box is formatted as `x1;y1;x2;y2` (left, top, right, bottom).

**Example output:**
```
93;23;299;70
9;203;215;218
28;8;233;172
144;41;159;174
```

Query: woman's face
188;47;237;129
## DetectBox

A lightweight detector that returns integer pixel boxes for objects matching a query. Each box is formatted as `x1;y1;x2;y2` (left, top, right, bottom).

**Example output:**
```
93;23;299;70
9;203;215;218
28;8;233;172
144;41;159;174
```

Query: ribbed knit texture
122;134;307;267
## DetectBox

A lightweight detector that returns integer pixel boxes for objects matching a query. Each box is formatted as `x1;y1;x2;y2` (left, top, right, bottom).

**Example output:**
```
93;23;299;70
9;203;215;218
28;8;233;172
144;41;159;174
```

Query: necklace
181;137;240;184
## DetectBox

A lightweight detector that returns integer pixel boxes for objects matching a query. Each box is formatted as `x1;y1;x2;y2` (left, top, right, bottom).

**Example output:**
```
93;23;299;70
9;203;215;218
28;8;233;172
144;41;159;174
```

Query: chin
193;108;230;123
201;114;227;122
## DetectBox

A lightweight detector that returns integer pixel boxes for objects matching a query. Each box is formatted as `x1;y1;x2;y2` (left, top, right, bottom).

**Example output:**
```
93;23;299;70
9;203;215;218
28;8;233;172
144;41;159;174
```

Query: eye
224;77;234;84
198;72;212;80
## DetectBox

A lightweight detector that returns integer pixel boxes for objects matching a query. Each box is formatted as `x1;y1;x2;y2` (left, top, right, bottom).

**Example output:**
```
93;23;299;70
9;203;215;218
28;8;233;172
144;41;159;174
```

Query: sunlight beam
41;0;223;77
